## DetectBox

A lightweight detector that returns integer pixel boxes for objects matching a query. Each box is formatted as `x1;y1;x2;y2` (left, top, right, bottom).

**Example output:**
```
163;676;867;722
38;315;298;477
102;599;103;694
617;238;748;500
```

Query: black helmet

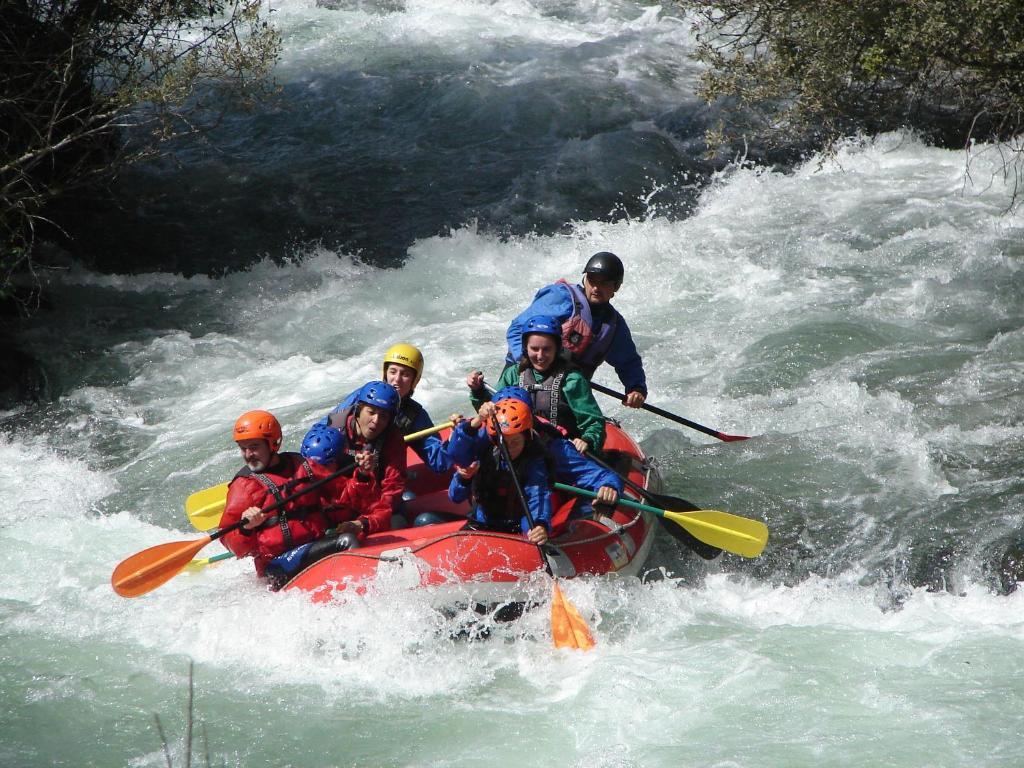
583;251;624;284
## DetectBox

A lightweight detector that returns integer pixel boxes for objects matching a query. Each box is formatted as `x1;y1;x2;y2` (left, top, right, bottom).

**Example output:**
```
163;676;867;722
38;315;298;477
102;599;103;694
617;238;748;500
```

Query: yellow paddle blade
184;551;233;571
663;509;769;559
550;581;595;651
185;483;230;532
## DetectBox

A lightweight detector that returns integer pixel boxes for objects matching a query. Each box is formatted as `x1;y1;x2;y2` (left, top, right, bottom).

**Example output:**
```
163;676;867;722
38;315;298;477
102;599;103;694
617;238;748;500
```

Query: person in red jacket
299;423;380;539
257;422;383;587
323;380;407;535
219;409;331;579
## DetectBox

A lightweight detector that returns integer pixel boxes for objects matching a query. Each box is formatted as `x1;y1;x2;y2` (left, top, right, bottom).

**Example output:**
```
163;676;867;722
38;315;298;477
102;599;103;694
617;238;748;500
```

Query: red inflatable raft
283;423;661;604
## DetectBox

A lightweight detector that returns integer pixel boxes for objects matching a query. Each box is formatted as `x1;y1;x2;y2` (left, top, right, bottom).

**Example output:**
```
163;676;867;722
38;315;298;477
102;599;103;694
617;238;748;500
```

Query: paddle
184;551;234;571
553;482;768;558
185;420;455;532
582;448;722;560
491;416;595;651
588;381;750;442
112;459;355;598
185;483;230;530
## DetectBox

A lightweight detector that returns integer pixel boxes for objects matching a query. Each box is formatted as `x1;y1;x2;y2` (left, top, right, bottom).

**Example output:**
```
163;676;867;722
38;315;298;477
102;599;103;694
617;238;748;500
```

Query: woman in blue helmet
305;380;407;537
467;314;607;454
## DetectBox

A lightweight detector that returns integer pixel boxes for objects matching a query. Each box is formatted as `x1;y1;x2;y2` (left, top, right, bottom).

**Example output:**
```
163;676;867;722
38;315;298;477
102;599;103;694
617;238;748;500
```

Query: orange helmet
233;410;283;451
486;398;533;438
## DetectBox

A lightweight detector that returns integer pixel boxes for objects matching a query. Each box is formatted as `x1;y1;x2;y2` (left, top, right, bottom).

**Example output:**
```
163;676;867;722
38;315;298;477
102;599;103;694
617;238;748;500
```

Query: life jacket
233;452;318;550
555;279;620;379
518;362;580;439
394;396;426;435
470;438;553;530
327;406;389;482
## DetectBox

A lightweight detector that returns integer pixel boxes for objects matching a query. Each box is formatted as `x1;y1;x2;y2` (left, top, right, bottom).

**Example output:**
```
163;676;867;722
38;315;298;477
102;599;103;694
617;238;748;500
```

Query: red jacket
336;411;407;535
311;456;380;536
219;452;330;575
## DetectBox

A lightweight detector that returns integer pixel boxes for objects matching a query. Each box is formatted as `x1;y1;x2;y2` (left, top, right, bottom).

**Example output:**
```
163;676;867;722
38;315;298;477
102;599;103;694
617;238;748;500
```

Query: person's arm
315;459;374;527
219;479;262;558
561;372;607;452
549;438;623;495
604;314;648;399
466;369;494;412
405;407;452;473
448;466;475;507
519;456;552;534
360;432;407;534
447;420;488;468
411;432;450;473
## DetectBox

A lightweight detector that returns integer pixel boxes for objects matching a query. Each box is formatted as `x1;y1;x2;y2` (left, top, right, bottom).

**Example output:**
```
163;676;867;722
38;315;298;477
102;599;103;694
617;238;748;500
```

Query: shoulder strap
395;398;425;434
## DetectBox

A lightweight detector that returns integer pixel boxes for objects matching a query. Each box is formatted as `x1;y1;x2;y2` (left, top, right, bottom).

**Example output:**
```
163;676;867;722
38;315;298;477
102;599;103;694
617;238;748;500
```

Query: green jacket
471;364;607;451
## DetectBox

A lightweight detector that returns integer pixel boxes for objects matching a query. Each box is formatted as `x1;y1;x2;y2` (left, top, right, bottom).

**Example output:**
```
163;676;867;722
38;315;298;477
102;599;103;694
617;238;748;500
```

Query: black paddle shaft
210;458;356;542
588;381;749;442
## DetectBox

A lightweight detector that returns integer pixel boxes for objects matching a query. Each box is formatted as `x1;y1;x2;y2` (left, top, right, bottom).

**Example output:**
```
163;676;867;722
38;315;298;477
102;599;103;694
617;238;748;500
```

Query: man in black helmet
504;252;647;407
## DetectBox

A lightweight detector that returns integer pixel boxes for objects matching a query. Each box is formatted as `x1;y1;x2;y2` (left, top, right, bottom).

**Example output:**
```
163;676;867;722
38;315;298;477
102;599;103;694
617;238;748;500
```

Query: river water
3;1;1024;766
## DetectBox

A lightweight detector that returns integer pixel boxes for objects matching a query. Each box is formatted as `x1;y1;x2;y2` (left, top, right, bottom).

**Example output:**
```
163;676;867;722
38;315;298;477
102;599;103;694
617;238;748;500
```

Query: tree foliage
0;0;280;307
679;0;1024;168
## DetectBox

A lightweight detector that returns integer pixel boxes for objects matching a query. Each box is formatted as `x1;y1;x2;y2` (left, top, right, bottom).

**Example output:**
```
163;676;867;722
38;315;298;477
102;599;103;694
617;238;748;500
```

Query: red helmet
486;398;533;438
233;410;283;451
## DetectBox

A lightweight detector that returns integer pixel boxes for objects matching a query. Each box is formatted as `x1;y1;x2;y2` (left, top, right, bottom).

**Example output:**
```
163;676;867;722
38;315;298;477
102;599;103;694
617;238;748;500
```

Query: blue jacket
447;422;551;532
543;435;623;498
448;422;623;524
505;281;648;395
313;389;452;473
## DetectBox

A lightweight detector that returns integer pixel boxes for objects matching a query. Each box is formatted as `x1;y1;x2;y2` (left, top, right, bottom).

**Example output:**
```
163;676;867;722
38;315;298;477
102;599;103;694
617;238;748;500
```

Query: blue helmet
491;385;531;407
301;425;347;465
522;314;562;350
356;380;401;417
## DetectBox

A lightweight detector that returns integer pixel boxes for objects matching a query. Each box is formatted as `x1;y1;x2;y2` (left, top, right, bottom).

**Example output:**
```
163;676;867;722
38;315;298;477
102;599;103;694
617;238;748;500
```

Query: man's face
237;438;272;472
583;273;619;304
356;404;391;441
524;333;558;373
385;363;416;398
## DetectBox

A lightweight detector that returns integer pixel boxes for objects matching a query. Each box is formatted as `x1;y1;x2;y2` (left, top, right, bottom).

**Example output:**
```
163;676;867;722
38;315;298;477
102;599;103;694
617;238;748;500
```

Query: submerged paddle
491;416;595;651
583;449;722;560
112;460;355;598
184;551;234;571
554;482;768;558
588;381;750;442
185;420;455;532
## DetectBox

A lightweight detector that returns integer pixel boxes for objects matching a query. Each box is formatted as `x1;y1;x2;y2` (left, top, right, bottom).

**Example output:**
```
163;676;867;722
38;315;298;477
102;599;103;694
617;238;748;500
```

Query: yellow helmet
382;343;424;388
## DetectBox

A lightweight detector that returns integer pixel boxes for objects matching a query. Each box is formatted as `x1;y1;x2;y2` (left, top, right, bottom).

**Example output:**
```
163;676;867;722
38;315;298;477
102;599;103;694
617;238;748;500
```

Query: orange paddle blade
550;581;595;651
111;536;213;598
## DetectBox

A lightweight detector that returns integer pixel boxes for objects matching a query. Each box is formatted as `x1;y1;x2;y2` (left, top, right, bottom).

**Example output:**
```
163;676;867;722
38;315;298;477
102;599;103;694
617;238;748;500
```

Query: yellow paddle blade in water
184;482;230;532
552;482;769;560
663;509;769;558
550;581;595;651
